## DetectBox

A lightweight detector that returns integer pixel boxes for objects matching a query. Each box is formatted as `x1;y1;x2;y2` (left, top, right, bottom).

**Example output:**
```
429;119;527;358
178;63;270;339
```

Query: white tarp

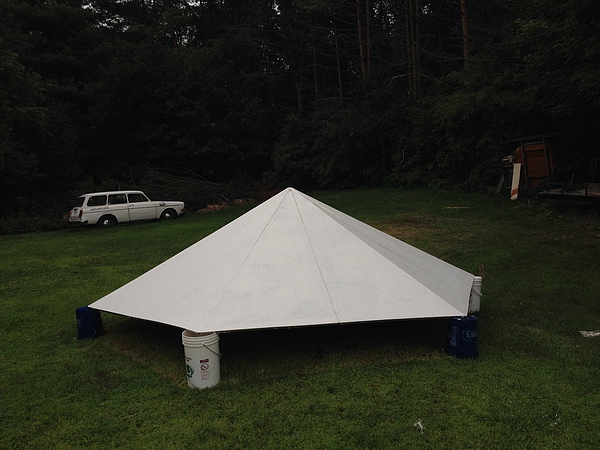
90;188;476;332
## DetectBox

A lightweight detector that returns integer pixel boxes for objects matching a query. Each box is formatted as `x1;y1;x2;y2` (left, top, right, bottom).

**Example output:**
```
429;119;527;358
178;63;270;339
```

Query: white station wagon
68;190;185;227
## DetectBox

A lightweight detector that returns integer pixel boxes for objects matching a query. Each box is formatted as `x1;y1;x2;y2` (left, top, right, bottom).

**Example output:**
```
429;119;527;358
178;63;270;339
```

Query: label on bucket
448;325;458;347
200;358;210;380
462;330;478;342
185;356;194;379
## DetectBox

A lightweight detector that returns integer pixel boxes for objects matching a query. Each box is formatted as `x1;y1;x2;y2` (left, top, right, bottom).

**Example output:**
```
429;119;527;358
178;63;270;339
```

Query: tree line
1;0;599;224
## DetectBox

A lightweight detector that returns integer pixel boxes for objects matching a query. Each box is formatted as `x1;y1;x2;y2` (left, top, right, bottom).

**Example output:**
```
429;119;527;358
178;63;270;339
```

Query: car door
107;193;130;223
127;193;157;221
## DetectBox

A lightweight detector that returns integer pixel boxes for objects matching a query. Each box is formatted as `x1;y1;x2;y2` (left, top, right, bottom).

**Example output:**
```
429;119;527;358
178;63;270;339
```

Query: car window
87;195;107;206
74;197;85;207
128;193;147;203
108;194;127;205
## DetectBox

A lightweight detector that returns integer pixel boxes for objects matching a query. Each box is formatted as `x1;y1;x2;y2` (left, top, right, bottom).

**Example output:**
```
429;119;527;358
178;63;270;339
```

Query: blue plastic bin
76;307;104;339
446;316;478;358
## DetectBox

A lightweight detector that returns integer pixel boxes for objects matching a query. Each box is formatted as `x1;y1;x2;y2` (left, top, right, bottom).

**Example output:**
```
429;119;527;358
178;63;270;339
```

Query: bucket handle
201;343;222;358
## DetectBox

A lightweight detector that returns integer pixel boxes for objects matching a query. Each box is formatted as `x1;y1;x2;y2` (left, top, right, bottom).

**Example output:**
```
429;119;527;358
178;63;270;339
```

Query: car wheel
97;215;116;228
160;209;178;220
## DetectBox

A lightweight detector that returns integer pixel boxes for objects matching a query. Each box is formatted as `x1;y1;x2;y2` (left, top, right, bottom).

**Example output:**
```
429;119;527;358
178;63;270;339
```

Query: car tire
97;215;117;228
160;209;178;220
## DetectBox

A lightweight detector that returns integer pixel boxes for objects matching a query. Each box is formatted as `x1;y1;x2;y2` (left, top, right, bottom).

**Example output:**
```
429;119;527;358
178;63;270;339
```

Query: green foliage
510;0;600;160
272;107;365;188
1;0;600;219
387;0;600;189
0;46;81;215
1;189;600;447
272;85;402;189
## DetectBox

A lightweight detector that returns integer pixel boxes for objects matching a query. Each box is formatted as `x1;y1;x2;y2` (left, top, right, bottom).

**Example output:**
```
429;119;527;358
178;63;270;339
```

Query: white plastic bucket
468;276;483;313
182;330;220;389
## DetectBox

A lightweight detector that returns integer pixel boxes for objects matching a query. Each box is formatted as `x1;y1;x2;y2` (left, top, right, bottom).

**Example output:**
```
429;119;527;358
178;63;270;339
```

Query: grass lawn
1;189;599;449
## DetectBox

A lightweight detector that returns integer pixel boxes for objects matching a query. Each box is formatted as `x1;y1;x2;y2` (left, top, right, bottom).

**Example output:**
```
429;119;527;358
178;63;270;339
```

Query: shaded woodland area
1;0;599;227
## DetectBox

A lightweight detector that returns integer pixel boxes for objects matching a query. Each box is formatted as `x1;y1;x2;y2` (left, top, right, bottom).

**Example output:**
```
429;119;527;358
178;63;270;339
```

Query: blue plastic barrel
446;316;478;358
76;307;104;339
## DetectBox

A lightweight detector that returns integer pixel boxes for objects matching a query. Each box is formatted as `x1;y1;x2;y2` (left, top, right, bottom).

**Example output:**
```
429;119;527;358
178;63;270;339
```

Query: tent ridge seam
293;190;342;324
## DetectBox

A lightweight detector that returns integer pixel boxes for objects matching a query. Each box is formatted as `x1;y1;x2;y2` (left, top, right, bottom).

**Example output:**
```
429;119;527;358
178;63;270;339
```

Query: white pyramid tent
90;188;478;332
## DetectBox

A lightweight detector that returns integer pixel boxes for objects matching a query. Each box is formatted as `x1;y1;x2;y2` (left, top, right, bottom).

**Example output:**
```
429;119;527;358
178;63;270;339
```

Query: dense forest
1;0;599;228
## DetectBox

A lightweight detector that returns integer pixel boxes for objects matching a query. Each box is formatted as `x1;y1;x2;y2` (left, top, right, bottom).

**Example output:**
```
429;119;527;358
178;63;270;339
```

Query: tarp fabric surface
89;188;475;332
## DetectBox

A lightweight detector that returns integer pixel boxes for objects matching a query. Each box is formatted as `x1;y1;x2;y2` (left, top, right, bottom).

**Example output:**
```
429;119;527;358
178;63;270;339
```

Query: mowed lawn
1;189;599;449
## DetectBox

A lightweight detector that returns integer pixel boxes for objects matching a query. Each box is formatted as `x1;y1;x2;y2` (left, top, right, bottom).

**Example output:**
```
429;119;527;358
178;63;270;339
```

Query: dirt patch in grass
583;224;600;239
197;197;257;213
371;216;438;242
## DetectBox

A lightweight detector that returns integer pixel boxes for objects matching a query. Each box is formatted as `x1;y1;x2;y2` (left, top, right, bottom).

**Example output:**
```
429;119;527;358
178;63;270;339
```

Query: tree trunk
357;0;367;86
295;74;304;113
414;0;421;97
460;0;469;66
365;0;372;79
334;25;344;107
405;0;421;98
312;29;319;105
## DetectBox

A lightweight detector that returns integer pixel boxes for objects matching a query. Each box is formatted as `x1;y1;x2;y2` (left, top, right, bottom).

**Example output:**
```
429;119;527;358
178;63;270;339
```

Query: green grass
1;189;599;449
